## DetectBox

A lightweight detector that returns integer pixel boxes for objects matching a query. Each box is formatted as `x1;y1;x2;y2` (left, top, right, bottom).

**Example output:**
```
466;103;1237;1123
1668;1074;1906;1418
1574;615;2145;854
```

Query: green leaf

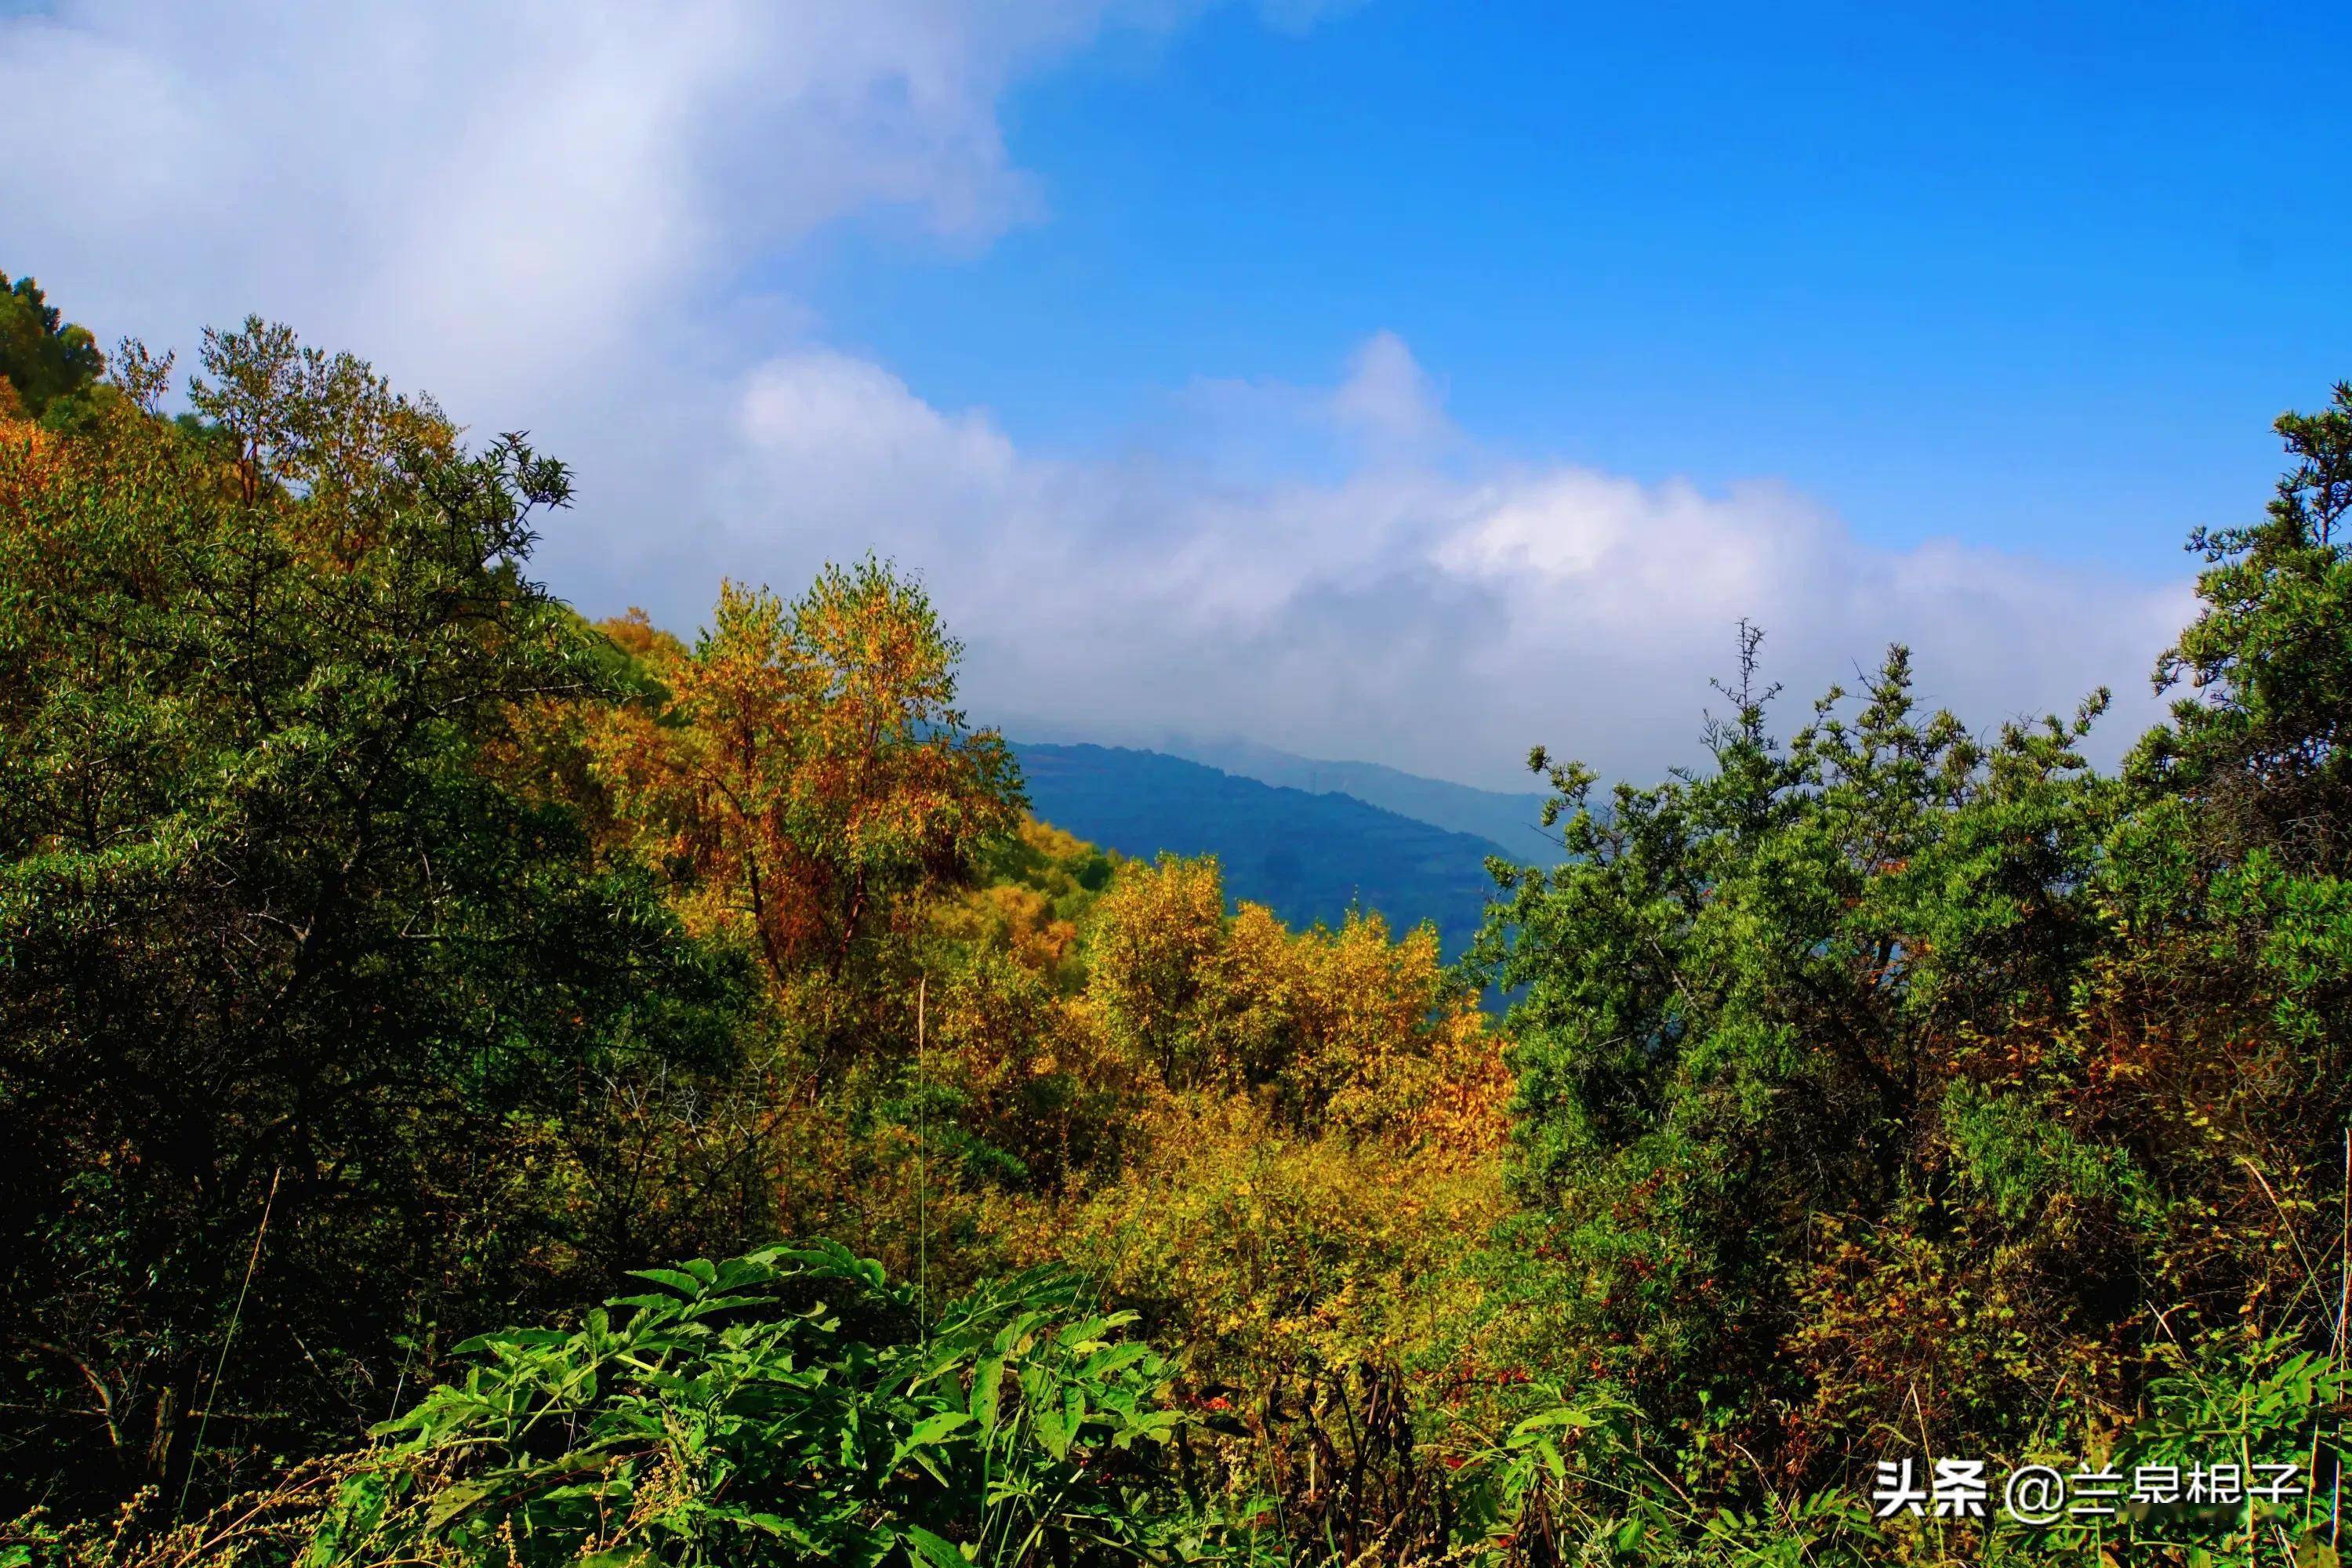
1116;1410;1185;1447
1081;1343;1152;1380
900;1410;973;1449
1035;1396;1071;1460
424;1479;492;1530
889;1410;971;1477
900;1526;972;1568
971;1356;1006;1436
628;1267;705;1298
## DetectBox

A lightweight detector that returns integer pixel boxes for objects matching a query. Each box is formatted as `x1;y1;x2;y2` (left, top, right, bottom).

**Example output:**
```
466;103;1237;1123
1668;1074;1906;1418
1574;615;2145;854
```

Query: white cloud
0;0;1158;406
709;339;2191;789
1330;328;1452;449
0;0;2194;793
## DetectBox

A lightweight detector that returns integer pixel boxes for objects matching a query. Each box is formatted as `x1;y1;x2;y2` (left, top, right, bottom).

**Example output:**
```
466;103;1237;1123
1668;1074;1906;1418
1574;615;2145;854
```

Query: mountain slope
1011;742;1515;957
1154;735;1555;855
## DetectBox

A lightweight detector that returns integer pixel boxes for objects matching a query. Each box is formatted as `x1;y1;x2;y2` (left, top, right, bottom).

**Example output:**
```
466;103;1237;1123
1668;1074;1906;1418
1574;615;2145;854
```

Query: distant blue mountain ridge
1008;741;1541;959
1149;734;1555;855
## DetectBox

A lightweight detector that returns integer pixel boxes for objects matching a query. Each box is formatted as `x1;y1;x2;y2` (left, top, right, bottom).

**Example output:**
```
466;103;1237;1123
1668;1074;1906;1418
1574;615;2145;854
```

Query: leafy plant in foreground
298;1241;1260;1567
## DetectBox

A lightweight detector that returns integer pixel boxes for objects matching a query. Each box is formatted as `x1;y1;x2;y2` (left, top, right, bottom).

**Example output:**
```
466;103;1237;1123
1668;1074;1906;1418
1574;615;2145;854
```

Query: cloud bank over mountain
715;337;2192;786
2;0;2192;789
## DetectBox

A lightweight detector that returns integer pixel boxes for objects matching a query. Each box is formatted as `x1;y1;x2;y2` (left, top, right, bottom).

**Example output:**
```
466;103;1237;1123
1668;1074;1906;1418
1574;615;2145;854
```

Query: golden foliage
1081;854;1510;1157
582;568;1020;995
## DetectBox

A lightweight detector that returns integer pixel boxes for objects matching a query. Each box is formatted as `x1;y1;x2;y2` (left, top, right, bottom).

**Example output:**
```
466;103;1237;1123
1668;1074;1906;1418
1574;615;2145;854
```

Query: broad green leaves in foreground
309;1242;1258;1567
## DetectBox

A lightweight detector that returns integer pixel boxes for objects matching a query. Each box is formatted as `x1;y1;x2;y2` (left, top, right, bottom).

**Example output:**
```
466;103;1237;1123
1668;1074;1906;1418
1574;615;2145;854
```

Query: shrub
286;1243;1261;1567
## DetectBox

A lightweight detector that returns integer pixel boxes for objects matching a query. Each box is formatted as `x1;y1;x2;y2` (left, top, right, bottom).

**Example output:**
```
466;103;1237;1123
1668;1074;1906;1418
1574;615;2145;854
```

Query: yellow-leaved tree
1044;855;1515;1560
586;561;1022;1010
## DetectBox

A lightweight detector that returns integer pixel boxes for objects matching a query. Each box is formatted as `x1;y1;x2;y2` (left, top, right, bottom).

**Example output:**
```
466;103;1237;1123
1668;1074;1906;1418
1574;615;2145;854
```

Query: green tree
2132;381;2352;872
1457;390;2352;1557
0;321;744;1515
1472;624;2120;1475
0;270;106;422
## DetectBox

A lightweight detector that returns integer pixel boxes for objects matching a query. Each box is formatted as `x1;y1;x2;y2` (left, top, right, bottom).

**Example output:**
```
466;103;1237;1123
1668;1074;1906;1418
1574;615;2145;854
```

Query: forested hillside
1149;735;1554;855
3;281;2349;1566
1011;741;1512;957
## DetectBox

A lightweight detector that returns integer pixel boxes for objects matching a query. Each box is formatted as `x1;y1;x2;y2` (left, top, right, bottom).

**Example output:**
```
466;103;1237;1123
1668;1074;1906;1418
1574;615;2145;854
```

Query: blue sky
5;0;2344;786
810;0;2352;572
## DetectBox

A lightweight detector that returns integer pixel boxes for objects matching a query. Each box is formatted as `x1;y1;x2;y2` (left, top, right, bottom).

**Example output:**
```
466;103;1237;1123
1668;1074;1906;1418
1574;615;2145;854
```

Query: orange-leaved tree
586;560;1022;1044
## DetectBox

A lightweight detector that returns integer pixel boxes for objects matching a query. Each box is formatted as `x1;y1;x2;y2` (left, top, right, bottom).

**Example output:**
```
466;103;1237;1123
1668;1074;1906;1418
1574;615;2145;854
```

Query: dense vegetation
1011;742;1511;957
2;278;2346;1566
